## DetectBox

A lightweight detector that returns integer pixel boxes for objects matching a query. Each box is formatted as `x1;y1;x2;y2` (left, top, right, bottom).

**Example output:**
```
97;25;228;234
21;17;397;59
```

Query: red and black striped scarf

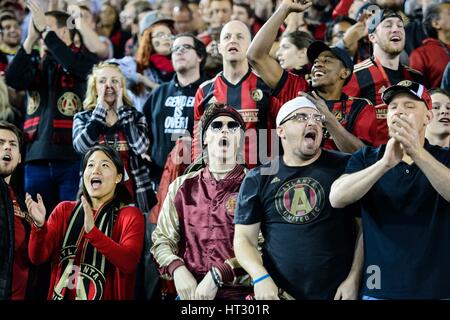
52;200;118;300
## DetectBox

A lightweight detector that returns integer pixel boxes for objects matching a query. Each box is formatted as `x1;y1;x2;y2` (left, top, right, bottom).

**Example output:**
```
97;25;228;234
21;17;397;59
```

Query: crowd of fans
0;0;449;300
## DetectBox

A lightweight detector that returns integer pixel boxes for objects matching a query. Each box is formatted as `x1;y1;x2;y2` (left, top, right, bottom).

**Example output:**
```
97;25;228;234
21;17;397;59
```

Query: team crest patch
251;89;263;102
224;193;238;217
275;177;324;224
398;80;412;86
27;91;40;115
333;110;343;122
57;92;81;116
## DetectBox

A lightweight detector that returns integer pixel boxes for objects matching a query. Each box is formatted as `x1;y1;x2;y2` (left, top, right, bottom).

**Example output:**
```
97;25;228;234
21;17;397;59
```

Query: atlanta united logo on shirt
57;92;81;116
275;177;325;224
224;193;238;217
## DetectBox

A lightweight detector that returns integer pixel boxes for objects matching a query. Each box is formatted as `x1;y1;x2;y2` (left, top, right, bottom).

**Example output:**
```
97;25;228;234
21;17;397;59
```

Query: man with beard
143;33;208;185
192;20;274;168
344;8;423;145
426;88;450;147
330;81;450;299
0;121;33;300
0;13;21;72
233;97;363;300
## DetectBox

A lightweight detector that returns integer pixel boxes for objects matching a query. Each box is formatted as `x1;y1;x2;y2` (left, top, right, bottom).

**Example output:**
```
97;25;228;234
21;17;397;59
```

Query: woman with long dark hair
25;145;145;300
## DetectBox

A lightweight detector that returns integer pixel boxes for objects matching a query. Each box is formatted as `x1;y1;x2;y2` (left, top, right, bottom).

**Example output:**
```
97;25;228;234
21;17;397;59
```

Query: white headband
276;97;319;126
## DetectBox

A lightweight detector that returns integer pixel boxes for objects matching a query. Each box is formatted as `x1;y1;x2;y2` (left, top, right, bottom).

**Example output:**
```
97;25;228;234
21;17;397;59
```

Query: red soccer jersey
322;95;379;150
8;186;30;300
343;57;424;145
192;70;274;167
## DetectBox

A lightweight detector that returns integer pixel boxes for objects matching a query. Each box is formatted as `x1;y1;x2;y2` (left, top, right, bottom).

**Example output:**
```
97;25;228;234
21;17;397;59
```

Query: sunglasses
171;43;196;54
209;120;241;133
281;112;325;125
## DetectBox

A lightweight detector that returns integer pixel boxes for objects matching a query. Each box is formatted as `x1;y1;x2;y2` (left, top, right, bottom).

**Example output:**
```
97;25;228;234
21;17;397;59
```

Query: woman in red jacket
25;145;145;300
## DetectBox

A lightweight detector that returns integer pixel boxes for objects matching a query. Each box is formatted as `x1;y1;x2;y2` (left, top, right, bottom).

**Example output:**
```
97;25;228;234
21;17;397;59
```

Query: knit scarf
149;54;174;74
52;200;118;300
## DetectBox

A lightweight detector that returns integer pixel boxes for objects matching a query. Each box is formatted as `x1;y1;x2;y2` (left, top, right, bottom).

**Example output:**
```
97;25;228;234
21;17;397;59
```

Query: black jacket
5;32;99;163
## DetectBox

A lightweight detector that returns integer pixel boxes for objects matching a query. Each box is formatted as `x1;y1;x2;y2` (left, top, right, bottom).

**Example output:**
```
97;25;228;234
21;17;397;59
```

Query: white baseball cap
276;97;319;127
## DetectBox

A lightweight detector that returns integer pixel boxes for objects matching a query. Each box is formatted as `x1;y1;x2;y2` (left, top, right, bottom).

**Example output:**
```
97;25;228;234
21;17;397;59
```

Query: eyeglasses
281;112;325;125
209;120;241;133
152;32;174;40
171;43;196;54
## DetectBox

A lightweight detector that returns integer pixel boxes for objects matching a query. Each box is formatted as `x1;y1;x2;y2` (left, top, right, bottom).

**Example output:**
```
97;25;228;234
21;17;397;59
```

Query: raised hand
280;0;313;13
115;84;124;110
25;193;46;227
390;114;422;160
96;83;106;107
81;196;95;233
298;91;332;121
26;0;48;33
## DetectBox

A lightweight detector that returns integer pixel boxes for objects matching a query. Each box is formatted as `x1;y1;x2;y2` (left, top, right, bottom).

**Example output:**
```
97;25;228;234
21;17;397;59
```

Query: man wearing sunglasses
234;96;363;300
152;103;253;300
143;33;209;186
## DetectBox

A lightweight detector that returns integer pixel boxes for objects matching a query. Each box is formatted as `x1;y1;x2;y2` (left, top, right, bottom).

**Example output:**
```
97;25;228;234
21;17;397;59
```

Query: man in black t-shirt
330;81;450;299
233;96;363;300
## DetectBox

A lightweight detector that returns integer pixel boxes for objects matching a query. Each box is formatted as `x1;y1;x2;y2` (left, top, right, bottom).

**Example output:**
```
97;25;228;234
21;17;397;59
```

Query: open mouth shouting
1;153;12;162
303;129;318;148
90;177;103;191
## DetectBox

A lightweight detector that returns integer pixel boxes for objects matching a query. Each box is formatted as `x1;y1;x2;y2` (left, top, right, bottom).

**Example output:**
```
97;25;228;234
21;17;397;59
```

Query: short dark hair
423;1;450;39
429;87;449;98
80;145;132;207
282;30;314;50
0;11;17;31
45;10;76;40
174;3;193;19
233;2;254;19
175;32;207;70
210;0;233;7
0;120;23;147
325;16;356;44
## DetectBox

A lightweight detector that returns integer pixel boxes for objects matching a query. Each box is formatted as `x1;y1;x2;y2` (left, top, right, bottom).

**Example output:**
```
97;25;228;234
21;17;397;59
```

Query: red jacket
29;201;144;300
409;38;450;89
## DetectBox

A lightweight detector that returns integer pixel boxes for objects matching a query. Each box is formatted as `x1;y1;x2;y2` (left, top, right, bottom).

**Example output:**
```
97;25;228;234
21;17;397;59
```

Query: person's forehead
379;17;403;26
286;107;318;118
211;115;235;122
333;21;351;32
210;0;232;9
0;129;18;142
431;93;450;103
222;22;248;36
318;50;338;60
88;151;112;162
389;92;422;105
1;19;19;26
97;67;122;78
173;36;194;46
152;24;171;33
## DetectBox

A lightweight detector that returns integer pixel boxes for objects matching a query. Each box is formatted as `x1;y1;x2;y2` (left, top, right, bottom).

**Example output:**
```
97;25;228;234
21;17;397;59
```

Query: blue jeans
25;160;81;214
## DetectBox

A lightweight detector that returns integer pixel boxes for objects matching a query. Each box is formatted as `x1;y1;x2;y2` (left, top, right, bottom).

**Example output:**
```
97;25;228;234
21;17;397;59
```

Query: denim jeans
24;160;81;214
